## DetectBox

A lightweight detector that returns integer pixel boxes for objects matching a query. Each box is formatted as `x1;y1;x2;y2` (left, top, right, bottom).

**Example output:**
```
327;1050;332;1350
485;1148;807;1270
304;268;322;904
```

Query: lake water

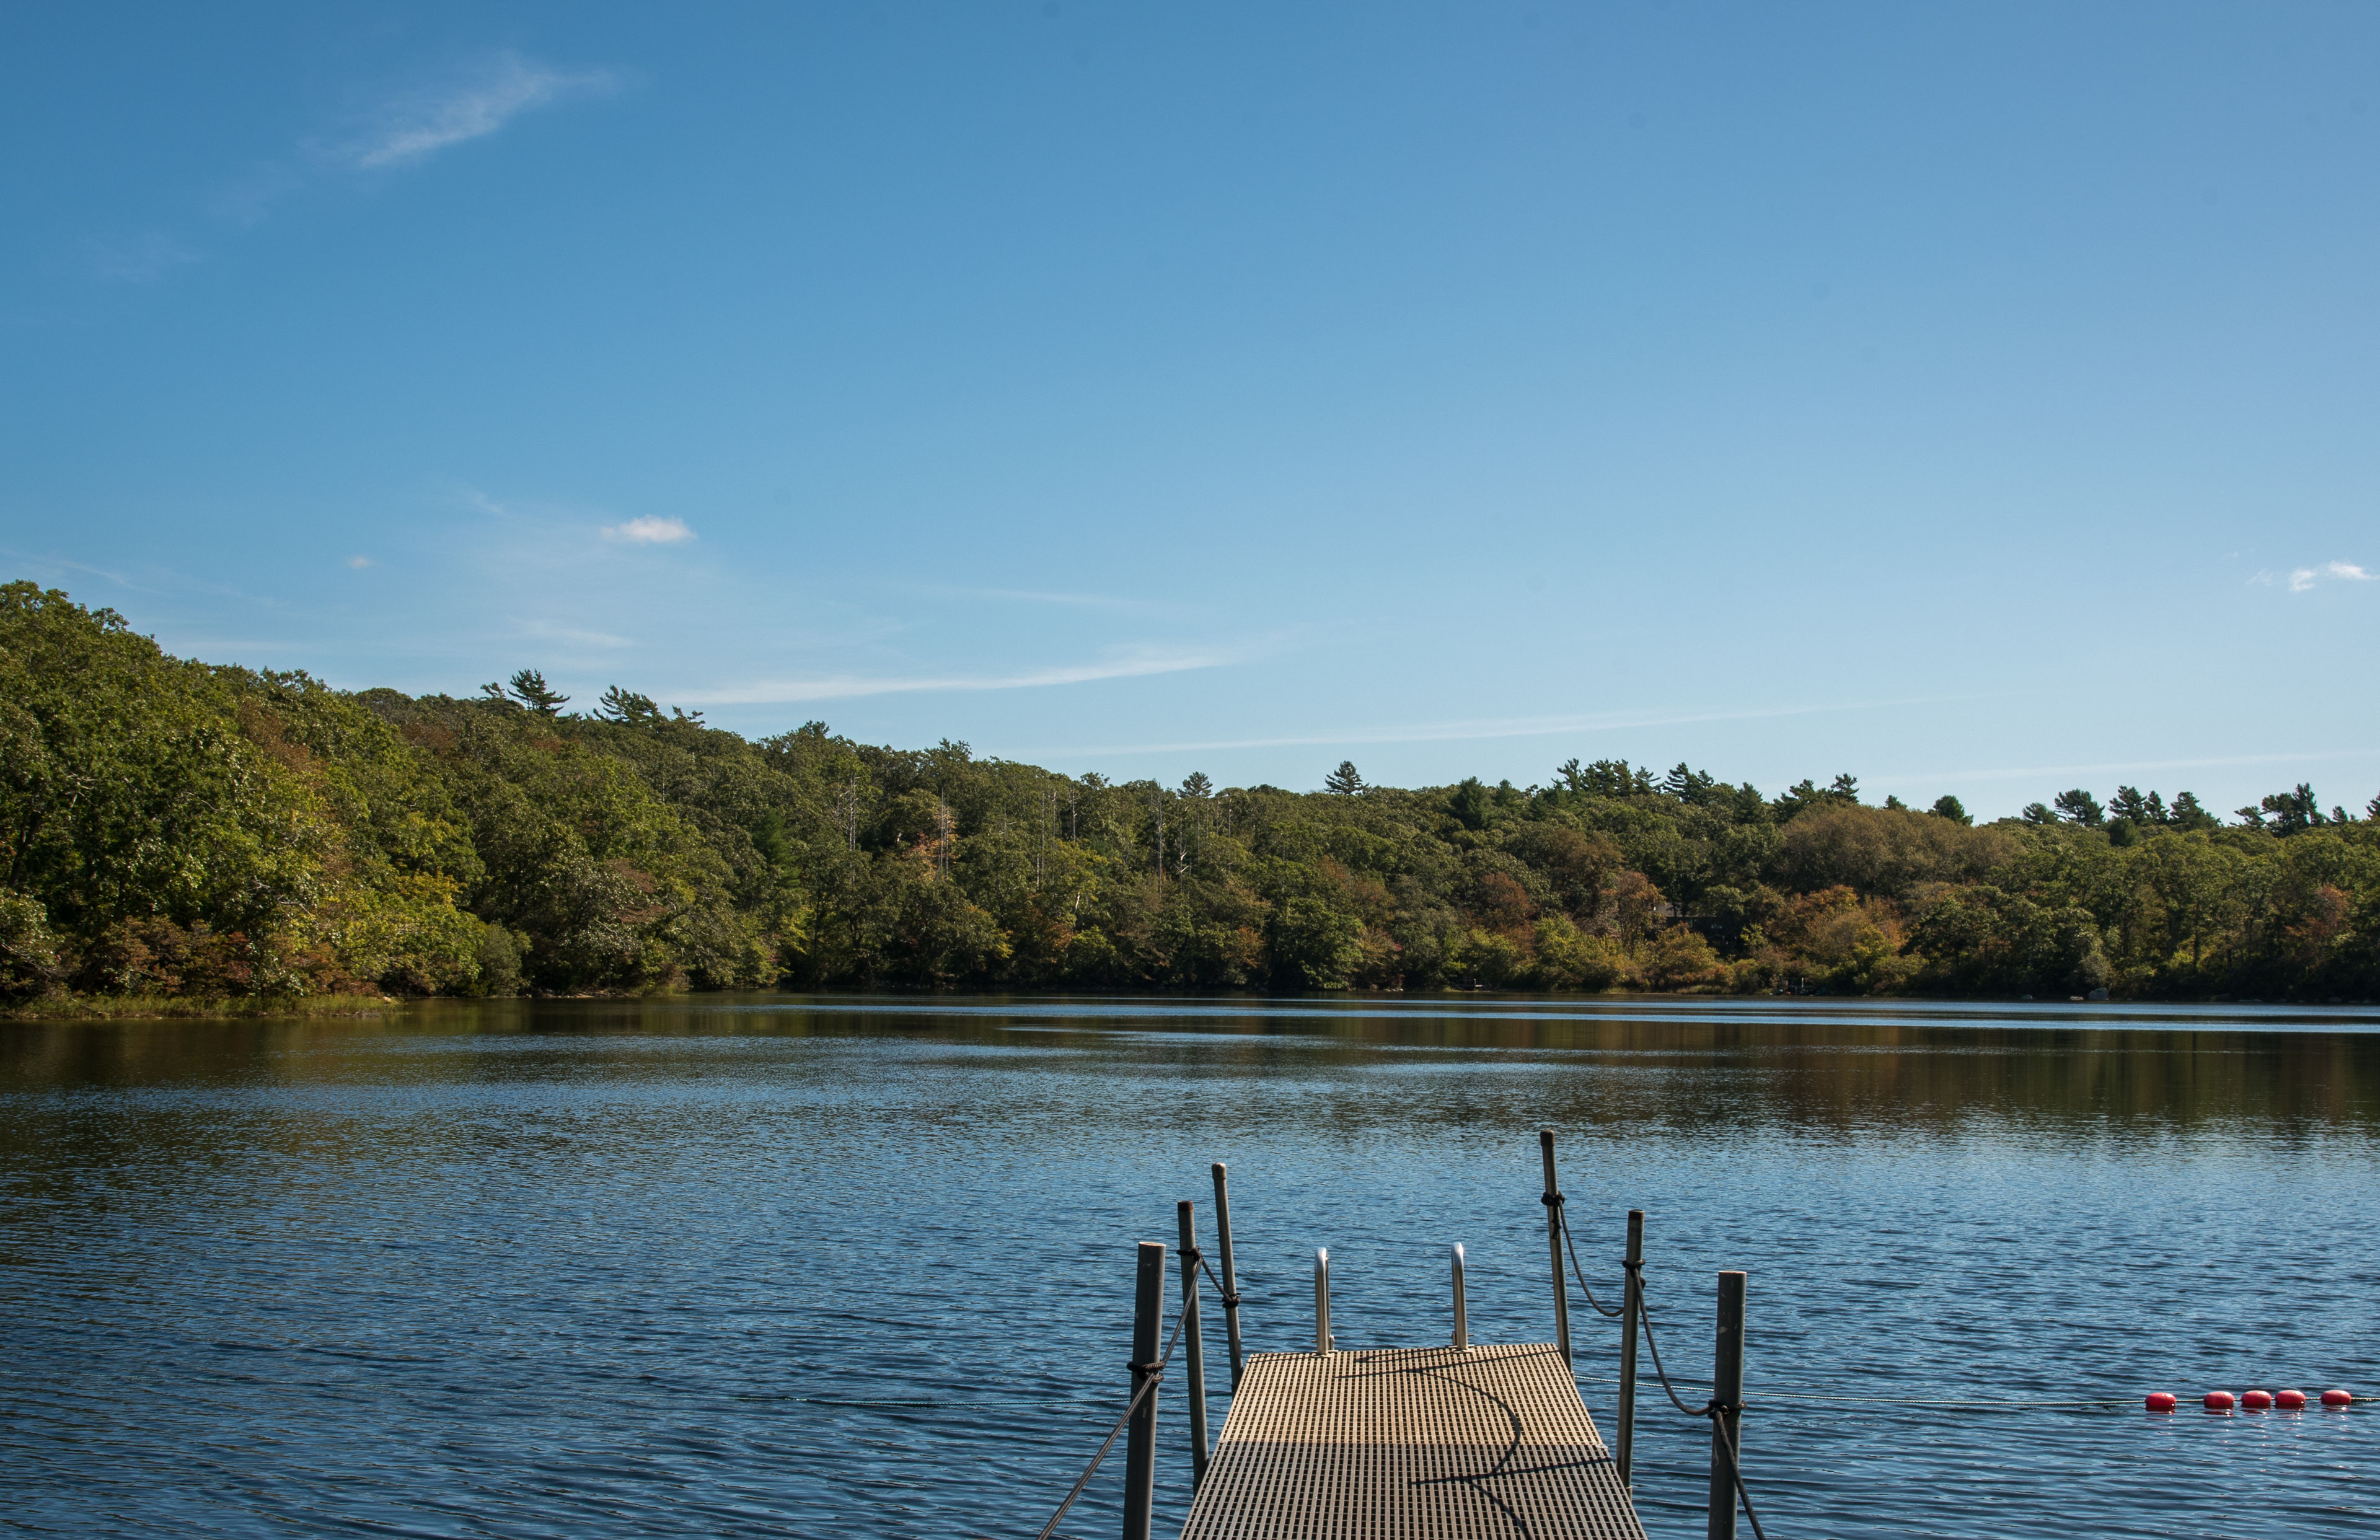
2;995;2374;1539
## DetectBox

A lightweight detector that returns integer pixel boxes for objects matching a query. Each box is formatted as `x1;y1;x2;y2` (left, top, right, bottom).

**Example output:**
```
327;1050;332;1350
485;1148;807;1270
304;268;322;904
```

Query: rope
1548;1197;1623;1319
1746;1390;2135;1410
1540;1190;1773;1532
1195;1251;1240;1308
1032;1294;1189;1540
1633;1283;1771;1540
1709;1399;1771;1540
1569;1377;2138;1412
1632;1288;1711;1417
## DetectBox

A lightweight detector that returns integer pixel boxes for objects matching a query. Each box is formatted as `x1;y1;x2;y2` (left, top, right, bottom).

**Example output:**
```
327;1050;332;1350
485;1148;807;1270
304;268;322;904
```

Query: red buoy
2322;1389;2355;1408
2275;1390;2307;1410
2203;1390;2236;1411
2144;1391;2178;1412
2241;1389;2273;1410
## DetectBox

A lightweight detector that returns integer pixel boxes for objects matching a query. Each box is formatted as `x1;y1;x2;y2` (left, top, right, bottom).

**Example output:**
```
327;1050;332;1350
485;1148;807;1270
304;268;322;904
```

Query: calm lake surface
2;995;2375;1539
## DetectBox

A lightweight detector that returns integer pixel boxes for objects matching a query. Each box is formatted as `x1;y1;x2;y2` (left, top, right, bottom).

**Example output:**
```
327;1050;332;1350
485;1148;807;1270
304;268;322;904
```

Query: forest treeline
4;581;2377;1005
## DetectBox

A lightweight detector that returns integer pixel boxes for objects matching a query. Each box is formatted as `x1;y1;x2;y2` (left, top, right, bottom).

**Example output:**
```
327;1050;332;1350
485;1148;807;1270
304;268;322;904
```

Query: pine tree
2257;784;2322;835
597;686;661;725
1324;760;1365;795
2108;786;2154;824
1662;762;1717;803
2052;788;2104;826
507;669;570;716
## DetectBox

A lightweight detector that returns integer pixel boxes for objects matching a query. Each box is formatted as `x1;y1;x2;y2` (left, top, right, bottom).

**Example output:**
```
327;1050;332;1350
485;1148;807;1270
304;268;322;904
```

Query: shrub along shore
4;581;2375;1008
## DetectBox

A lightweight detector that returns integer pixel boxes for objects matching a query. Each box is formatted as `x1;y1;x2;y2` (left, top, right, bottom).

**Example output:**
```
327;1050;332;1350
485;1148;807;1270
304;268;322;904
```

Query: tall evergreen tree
508;669;570;717
597;686;661;725
2052;788;2104;827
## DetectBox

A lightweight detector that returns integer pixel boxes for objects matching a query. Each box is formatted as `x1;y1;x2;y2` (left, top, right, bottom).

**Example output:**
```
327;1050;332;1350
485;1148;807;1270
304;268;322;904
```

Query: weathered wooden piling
1210;1162;1245;1389
1618;1207;1644;1487
1176;1201;1211;1489
1539;1128;1572;1363
1123;1240;1166;1540
1707;1270;1747;1540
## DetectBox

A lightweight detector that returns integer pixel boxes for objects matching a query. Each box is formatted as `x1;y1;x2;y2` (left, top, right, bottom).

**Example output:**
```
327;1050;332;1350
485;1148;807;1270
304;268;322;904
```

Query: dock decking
1178;1343;1648;1540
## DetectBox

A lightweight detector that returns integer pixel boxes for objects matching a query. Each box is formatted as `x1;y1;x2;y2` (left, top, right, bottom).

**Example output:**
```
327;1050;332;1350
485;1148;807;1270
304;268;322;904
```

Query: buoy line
2156;1388;2355;1412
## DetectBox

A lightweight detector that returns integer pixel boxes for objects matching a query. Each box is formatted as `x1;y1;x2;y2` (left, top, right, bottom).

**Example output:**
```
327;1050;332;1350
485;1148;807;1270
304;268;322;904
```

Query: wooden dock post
1539;1129;1572;1363
1618;1208;1644;1487
1314;1247;1333;1353
1706;1270;1747;1540
1450;1243;1469;1350
1176;1202;1211;1489
1210;1163;1245;1389
1124;1241;1166;1540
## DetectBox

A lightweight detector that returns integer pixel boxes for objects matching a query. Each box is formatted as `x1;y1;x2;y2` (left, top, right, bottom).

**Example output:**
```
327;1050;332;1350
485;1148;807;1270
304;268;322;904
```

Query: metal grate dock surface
1179;1344;1647;1540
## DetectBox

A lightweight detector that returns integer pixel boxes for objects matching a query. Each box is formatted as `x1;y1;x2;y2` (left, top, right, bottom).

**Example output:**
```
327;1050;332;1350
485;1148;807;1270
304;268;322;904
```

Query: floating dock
1051;1132;1732;1540
1179;1342;1647;1540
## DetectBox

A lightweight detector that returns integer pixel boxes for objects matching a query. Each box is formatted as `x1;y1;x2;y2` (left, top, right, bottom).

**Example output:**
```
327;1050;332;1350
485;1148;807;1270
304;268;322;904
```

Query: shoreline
0;993;404;1024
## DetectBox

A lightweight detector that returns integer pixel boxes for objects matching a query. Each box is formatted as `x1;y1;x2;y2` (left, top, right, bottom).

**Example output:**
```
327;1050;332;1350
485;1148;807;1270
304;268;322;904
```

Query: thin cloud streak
1894;748;2380;784
687;648;1232;705
519;618;632;648
603;515;695;545
2288;560;2374;593
1026;695;1965;759
345;55;617;170
944;586;1150;610
146;56;622;257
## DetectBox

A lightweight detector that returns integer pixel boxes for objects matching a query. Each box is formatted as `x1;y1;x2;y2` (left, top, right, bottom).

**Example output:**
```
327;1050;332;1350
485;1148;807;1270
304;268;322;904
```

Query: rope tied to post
1032;1290;1191;1540
1193;1250;1241;1308
1702;1398;1771;1540
1632;1280;1773;1540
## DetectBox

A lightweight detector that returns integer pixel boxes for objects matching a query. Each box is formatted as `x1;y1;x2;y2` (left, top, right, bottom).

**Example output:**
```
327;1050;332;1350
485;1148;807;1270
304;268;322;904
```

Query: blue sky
4;3;2376;816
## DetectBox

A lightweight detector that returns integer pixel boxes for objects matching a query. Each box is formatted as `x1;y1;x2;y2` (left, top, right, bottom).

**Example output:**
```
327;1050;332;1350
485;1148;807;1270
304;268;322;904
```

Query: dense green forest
4;581;2376;1006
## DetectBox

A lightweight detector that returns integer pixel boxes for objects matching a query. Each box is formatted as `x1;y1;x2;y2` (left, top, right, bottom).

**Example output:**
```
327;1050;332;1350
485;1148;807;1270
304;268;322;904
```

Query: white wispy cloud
2287;560;2374;593
90;55;619;280
602;515;695;545
343;54;617;170
519;618;632;648
346;556;375;570
687;647;1231;705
